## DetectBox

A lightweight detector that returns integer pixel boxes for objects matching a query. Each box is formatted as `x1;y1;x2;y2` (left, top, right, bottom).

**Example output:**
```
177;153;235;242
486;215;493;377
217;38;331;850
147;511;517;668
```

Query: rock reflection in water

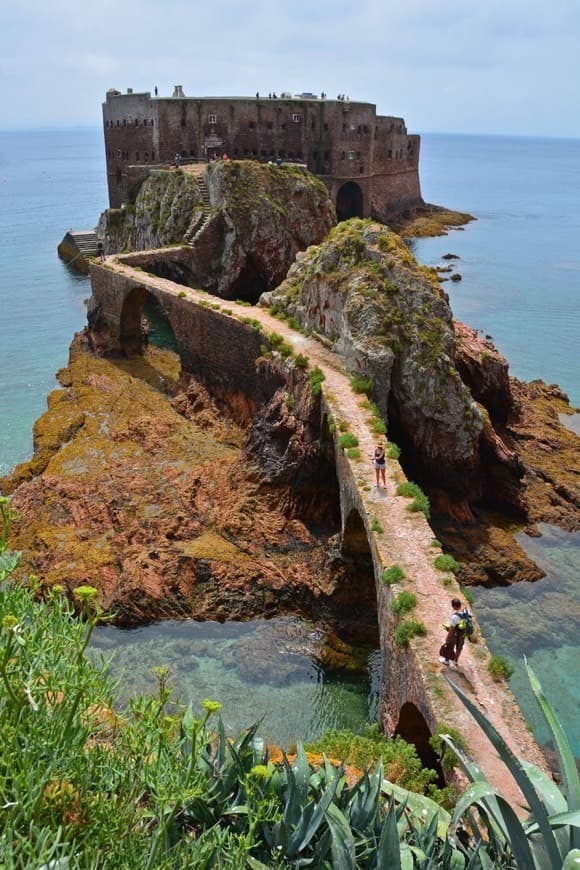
472;524;580;755
89;616;379;747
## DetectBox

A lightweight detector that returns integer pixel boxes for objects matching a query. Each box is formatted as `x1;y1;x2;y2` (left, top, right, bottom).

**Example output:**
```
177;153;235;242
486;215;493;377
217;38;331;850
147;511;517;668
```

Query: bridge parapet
88;254;549;803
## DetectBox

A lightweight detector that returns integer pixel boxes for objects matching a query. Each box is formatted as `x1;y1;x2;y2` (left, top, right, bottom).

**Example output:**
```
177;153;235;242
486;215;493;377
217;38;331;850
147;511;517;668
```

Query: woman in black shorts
373;444;386;488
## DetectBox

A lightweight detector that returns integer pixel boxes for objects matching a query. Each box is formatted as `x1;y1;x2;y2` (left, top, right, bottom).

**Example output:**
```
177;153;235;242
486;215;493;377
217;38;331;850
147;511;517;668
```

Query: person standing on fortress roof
439;598;474;667
373;443;387;489
174;152;181;168
256;91;259;99
154;85;158;96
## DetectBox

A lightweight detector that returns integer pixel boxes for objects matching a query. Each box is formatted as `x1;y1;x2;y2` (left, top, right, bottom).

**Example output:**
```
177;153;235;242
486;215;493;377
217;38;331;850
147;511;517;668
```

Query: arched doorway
120;287;178;356
394;702;445;783
336;182;364;221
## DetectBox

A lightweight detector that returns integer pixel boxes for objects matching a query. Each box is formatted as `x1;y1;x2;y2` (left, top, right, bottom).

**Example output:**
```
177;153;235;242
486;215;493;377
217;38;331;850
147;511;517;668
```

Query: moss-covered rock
264;219;483;491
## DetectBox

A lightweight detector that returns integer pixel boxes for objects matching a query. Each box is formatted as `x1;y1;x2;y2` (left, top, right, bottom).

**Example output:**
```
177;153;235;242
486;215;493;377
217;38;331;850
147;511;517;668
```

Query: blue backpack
457;609;474;637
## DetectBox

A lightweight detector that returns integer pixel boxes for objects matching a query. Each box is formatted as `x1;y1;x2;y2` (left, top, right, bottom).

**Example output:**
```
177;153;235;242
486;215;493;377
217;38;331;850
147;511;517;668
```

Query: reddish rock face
453;321;512;425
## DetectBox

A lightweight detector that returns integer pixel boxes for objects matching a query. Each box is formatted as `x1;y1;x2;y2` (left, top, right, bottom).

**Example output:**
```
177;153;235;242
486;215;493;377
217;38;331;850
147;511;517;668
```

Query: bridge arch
336;182;364;222
394;702;444;782
120;286;178;357
342;506;371;558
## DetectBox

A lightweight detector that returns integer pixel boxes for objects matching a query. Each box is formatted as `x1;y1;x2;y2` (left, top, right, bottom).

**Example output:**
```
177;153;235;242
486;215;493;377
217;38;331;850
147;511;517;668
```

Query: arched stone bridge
89;249;547;805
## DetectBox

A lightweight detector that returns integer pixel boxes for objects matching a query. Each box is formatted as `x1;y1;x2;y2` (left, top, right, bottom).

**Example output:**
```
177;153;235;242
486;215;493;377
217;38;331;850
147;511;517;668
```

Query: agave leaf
296;770;341;852
282;752;300;831
399;844;414;870
376;801;402;870
440;734;508;842
325;802;356;870
447;677;562;868
494;794;540;870
520;759;568;816
246;858;271;870
526;661;580;851
380;778;451;839
526;809;580;834
562;848;580;868
293;743;312;808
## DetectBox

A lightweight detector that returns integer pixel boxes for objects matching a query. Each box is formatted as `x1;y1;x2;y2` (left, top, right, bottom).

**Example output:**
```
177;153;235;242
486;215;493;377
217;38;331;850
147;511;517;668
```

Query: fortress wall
102;90;422;221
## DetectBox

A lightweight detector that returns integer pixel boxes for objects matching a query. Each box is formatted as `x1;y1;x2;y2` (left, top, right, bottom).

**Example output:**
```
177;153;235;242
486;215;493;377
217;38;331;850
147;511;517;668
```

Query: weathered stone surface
263;220;483;494
0;338;327;623
453;321;512;424
98;162;335;302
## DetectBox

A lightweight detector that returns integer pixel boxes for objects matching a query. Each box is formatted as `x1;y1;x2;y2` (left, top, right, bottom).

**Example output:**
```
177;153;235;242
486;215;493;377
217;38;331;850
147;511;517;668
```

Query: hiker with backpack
439;597;474;666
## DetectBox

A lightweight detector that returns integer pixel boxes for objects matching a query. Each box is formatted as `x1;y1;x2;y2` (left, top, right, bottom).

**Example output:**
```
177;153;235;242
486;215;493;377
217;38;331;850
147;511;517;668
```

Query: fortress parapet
102;88;422;220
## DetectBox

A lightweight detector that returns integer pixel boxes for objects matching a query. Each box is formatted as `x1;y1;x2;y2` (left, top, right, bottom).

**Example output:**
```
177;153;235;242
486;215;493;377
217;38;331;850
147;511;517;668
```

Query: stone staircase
184;176;211;246
69;230;99;258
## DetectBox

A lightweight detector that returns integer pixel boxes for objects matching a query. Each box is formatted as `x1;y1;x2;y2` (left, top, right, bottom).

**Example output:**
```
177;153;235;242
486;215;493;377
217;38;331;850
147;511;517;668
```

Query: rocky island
4;142;579;806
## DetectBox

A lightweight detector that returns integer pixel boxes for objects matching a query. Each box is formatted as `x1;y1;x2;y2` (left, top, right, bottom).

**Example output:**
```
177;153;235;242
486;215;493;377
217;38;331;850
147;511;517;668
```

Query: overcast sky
2;0;579;137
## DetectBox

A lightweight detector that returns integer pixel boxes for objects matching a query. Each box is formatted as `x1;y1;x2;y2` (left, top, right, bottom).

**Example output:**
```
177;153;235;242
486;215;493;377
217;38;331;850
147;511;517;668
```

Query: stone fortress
103;85;423;219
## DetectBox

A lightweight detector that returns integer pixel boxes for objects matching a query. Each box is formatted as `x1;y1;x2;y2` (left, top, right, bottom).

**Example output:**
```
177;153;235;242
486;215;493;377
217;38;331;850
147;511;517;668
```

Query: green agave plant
440;668;580;870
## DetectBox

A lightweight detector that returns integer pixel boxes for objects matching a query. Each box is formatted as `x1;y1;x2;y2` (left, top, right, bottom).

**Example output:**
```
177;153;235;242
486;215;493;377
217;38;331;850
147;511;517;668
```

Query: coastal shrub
326;413;335;434
293;352;309;369
308;366;325;396
350;373;374;396
434;554;460;574
306;726;443;797
338;432;359;449
394;618;427;647
346;447;361;460
431;538;442;548
177;290;186;298
461;586;474;606
387;442;401;460
339;419;350;432
235;298;252;307
372;418;387;435
396;481;431;518
430;723;469;772
371;516;384;534
487;655;514;682
382;565;405;585
391;591;417;617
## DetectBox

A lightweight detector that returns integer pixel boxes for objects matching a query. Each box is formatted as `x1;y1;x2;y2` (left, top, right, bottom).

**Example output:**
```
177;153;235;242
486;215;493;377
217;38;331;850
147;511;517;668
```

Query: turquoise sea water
1;129;578;751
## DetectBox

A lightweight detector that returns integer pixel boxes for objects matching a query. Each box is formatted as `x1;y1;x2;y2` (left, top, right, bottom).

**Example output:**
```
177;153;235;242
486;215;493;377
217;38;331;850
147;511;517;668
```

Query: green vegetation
430;723;469;772
391;591;417;617
394;618;428;647
433;554;460;574
431;538;442;548
308;365;325;396
177;290;186;298
382;565;406;585
387;442;401;460
371;517;384;534
346;447;361;460
293;352;309;369
487;655;514;682
235;299;252;307
350;373;374;396
396;481;431;518
1;498;579;868
338;433;359;450
307;726;444;799
267;331;293;359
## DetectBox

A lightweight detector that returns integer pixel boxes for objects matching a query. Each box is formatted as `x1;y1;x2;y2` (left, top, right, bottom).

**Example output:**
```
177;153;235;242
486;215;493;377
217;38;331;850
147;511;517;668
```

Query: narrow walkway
103;254;548;808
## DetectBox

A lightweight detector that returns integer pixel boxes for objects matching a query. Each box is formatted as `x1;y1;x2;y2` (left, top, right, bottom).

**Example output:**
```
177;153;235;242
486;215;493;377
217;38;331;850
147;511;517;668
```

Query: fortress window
281;123;286;130
324;123;328;131
388;149;392;158
291;113;302;123
313;150;318;160
116;120;120;126
348;150;355;160
375;126;378;138
268;121;273;130
143;119;147;126
357;150;360;158
249;121;255;129
233;147;239;155
123;119;126;125
136;152;139;160
311;119;315;129
341;151;345;159
357;125;361;133
151;150;155;160
342;123;347;132
261;149;266;156
117;149;121;158
363;125;368;134
359;165;364;174
324;150;330;159
151;119;154;126
208;114;217;124
135;119;139;125
145;152;148;161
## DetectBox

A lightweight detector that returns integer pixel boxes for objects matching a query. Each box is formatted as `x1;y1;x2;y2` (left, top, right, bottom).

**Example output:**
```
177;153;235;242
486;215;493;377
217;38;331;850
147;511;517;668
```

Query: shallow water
90;616;380;746
472;525;580;755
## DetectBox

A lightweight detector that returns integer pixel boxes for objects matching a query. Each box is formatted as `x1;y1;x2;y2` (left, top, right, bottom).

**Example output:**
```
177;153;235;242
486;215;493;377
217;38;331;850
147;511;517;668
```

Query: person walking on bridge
439;597;473;666
373;443;387;489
